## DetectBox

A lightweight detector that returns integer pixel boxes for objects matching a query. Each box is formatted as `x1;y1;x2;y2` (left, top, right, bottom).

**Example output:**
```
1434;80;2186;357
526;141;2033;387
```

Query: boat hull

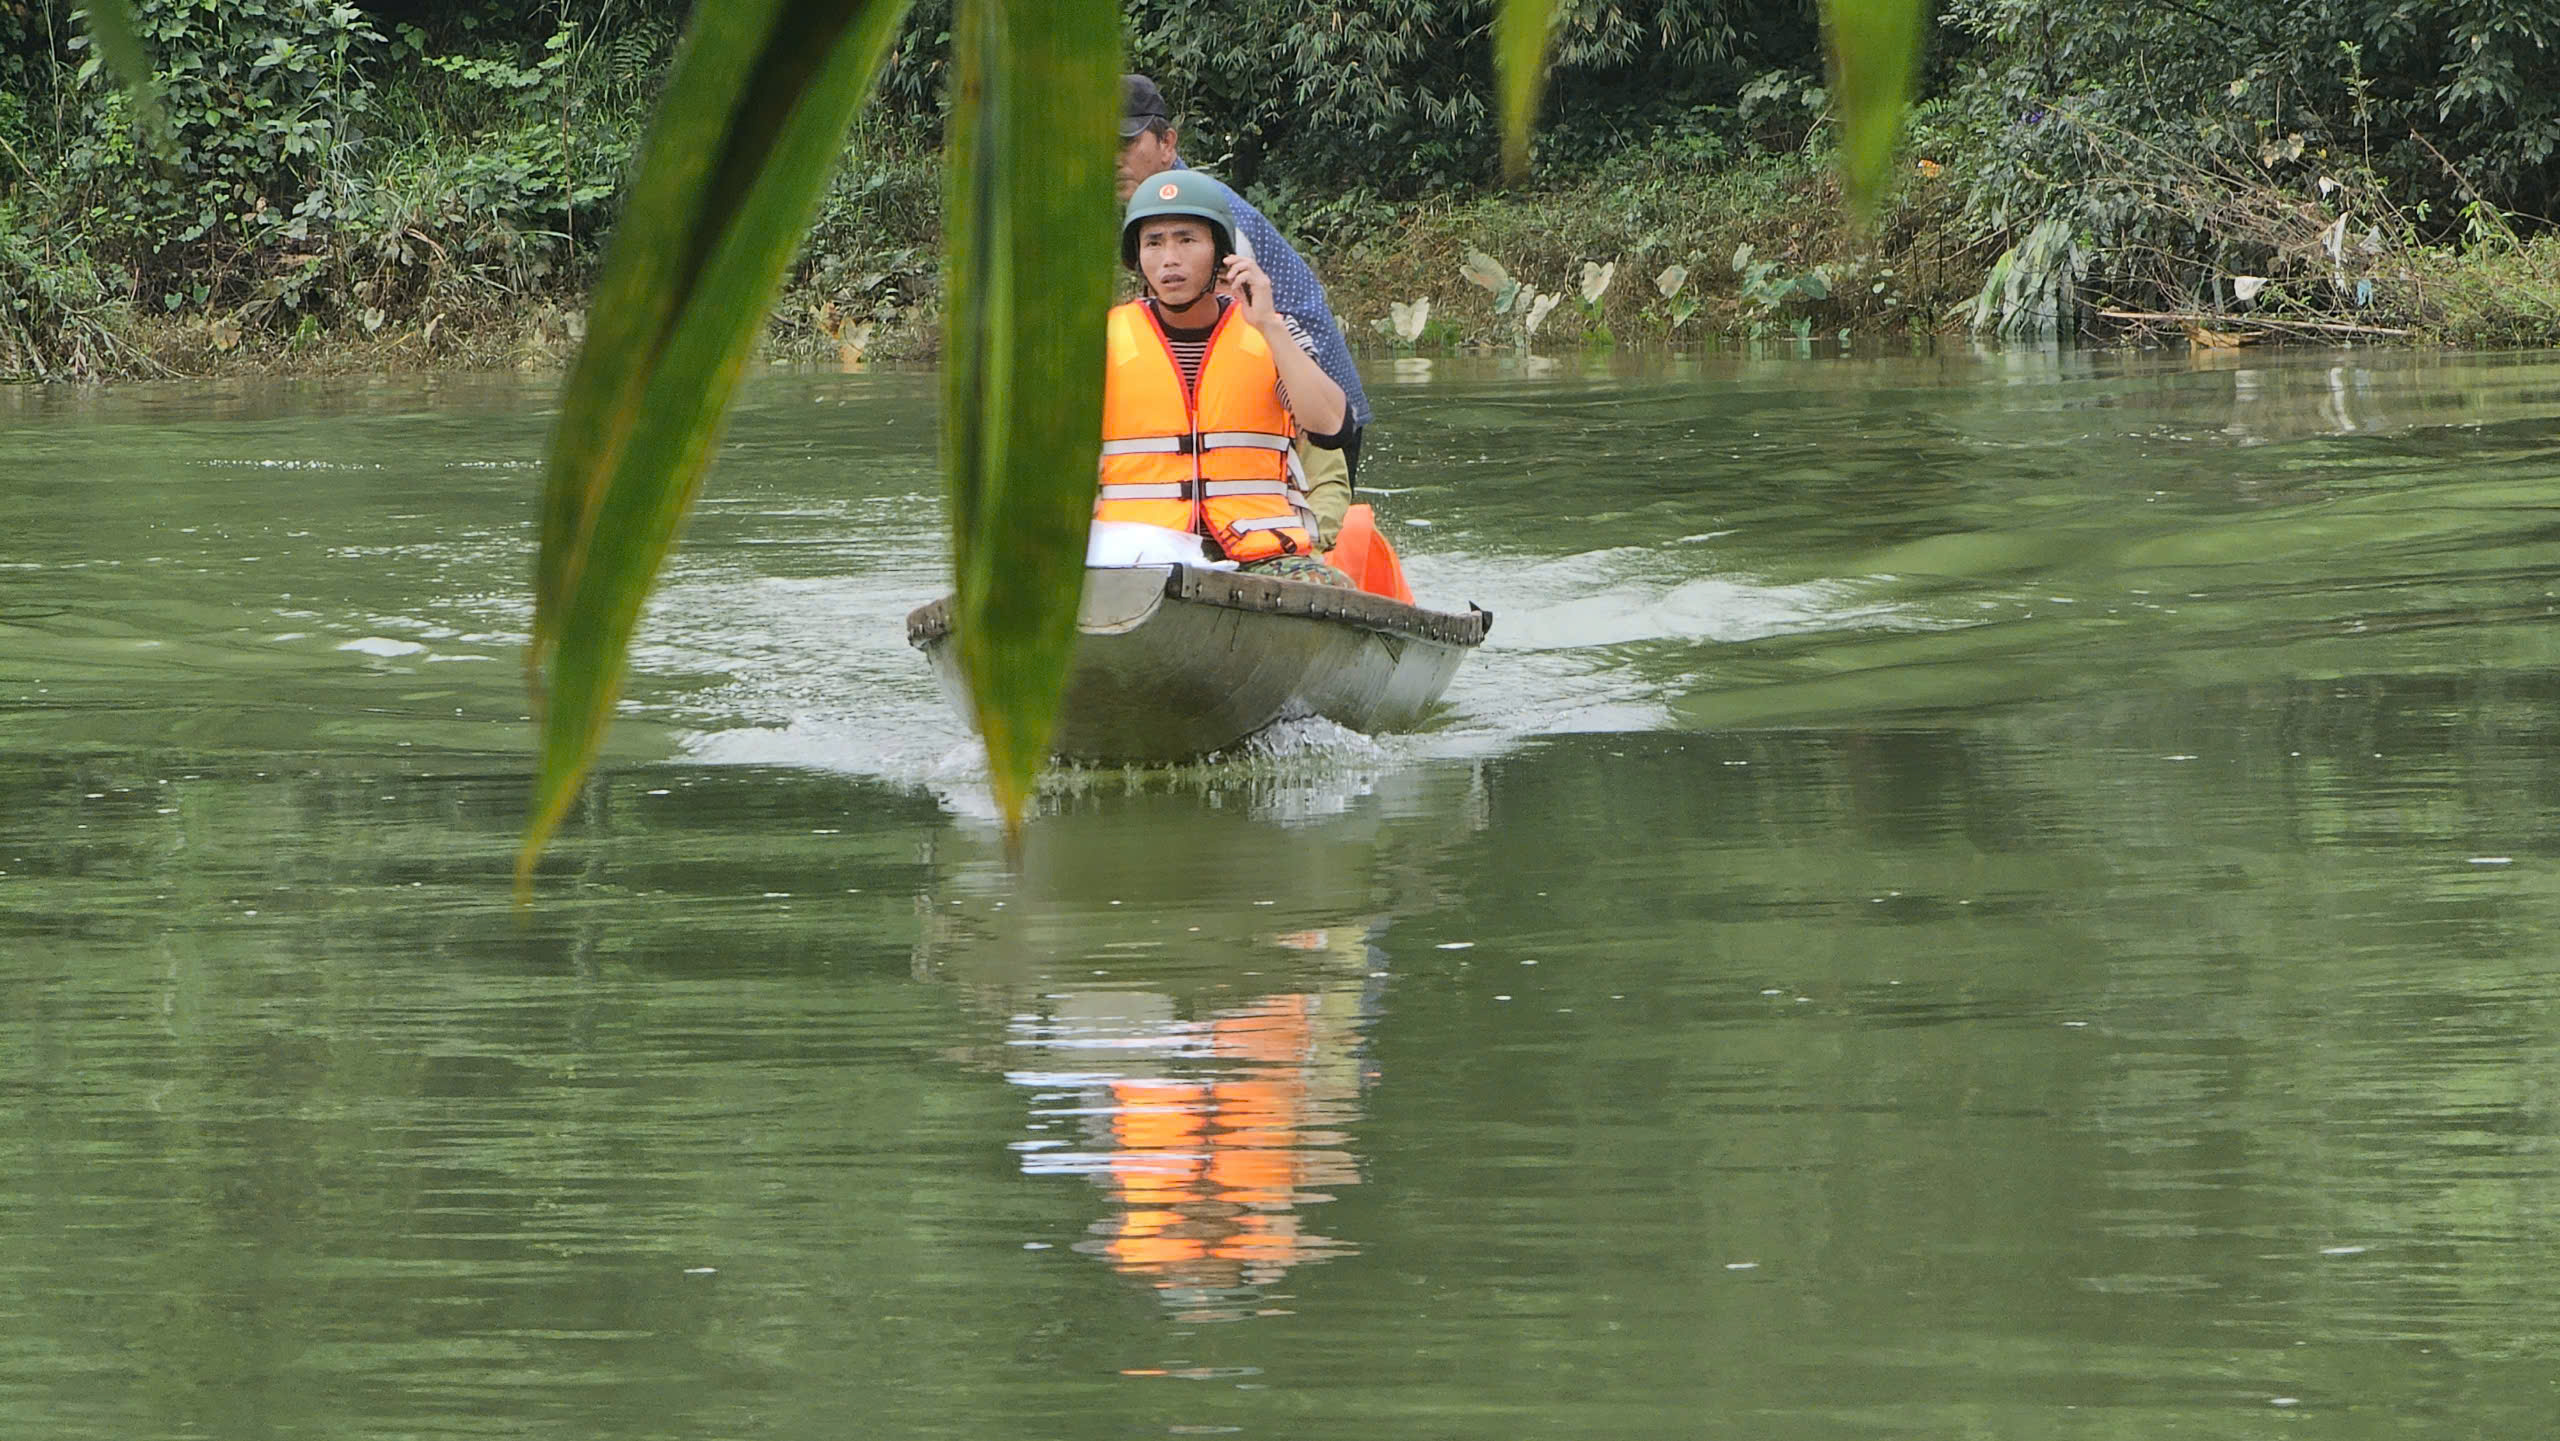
906;565;1491;763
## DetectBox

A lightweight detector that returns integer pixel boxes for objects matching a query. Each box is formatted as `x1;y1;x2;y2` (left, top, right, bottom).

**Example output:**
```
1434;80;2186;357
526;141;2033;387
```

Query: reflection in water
1008;941;1377;1318
912;771;1464;1325
16;353;2560;1439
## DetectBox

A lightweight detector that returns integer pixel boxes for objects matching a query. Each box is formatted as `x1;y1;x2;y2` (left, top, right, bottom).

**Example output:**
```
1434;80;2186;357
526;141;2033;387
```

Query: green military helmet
1121;169;1234;268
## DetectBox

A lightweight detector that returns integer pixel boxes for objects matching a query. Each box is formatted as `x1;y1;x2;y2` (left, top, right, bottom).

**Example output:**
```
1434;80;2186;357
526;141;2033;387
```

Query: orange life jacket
1098;299;1315;563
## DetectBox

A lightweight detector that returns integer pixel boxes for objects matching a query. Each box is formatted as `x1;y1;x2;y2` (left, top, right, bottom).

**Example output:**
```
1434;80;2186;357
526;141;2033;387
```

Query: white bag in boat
1085;520;1236;570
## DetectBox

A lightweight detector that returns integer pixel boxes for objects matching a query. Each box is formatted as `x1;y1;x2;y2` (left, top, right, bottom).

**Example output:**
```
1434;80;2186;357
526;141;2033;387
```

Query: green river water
4;347;2557;1438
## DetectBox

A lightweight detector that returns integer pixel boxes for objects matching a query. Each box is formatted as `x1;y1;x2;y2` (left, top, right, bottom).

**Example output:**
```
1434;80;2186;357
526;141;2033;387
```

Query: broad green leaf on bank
1820;0;1928;222
1492;0;1562;180
69;0;171;150
941;0;1123;835
520;0;910;893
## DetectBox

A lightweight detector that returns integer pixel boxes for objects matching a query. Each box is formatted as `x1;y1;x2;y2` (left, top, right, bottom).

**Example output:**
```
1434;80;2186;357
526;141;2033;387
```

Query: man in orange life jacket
1117;75;1368;549
1101;170;1357;585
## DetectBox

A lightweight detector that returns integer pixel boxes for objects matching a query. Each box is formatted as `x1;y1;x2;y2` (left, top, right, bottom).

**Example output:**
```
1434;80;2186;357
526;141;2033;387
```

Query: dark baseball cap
1120;74;1169;138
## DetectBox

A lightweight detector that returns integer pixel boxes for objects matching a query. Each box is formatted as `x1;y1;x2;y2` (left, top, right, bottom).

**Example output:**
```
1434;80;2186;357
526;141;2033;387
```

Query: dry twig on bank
2099;308;2413;337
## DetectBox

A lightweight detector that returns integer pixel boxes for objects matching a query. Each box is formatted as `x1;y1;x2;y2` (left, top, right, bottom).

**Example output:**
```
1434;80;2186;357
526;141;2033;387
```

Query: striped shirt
1148;299;1342;442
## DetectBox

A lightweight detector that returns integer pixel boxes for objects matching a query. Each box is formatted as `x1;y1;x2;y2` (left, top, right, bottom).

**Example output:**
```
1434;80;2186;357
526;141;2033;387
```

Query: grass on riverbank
1316;148;1981;353
15;124;2560;382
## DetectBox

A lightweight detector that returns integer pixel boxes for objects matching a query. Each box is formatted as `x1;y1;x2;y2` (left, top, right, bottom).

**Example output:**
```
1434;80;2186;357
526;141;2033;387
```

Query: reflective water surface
6;347;2559;1438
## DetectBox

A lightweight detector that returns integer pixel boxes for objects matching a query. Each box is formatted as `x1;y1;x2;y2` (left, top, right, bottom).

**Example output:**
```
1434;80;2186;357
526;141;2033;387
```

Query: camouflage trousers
1238;553;1356;588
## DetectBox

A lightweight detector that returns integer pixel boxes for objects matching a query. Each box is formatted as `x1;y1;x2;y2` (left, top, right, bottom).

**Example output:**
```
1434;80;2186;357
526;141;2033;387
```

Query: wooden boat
906;561;1492;764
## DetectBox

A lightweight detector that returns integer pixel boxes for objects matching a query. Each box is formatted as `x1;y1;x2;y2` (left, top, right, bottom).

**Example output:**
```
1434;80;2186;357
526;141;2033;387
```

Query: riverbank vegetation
11;0;2560;381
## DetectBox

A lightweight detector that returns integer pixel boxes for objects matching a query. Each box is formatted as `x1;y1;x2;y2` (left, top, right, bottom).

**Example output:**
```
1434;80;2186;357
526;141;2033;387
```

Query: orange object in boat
1322;502;1414;604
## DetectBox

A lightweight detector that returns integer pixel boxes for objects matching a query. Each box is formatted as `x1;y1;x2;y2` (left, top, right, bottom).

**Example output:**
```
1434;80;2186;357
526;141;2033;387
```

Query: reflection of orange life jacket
1095;995;1356;1281
1098;299;1314;563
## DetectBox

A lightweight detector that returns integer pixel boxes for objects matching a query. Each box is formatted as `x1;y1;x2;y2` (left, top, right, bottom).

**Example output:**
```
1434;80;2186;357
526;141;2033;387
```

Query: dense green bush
65;0;387;276
1940;0;2560;250
787;115;943;356
0;196;120;378
879;0;1825;196
0;0;666;341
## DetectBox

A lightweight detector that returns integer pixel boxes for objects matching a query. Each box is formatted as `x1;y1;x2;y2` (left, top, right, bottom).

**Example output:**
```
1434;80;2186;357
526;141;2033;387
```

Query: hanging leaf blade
520;0;911;894
1493;0;1562;181
941;0;1124;834
1821;0;1928;224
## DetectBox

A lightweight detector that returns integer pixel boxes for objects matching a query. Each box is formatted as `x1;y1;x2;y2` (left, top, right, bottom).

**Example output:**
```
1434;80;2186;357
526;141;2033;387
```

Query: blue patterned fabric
1176;162;1372;426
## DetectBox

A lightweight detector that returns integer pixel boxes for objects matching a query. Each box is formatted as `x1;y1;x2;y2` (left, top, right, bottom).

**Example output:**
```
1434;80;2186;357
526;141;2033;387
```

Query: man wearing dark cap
1117;74;1371;548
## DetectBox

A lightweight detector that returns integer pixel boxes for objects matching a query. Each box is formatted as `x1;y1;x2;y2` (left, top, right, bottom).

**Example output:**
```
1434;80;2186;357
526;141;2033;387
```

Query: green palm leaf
521;0;1120;888
1821;0;1929;222
521;0;911;893
1493;0;1562;181
940;0;1124;833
